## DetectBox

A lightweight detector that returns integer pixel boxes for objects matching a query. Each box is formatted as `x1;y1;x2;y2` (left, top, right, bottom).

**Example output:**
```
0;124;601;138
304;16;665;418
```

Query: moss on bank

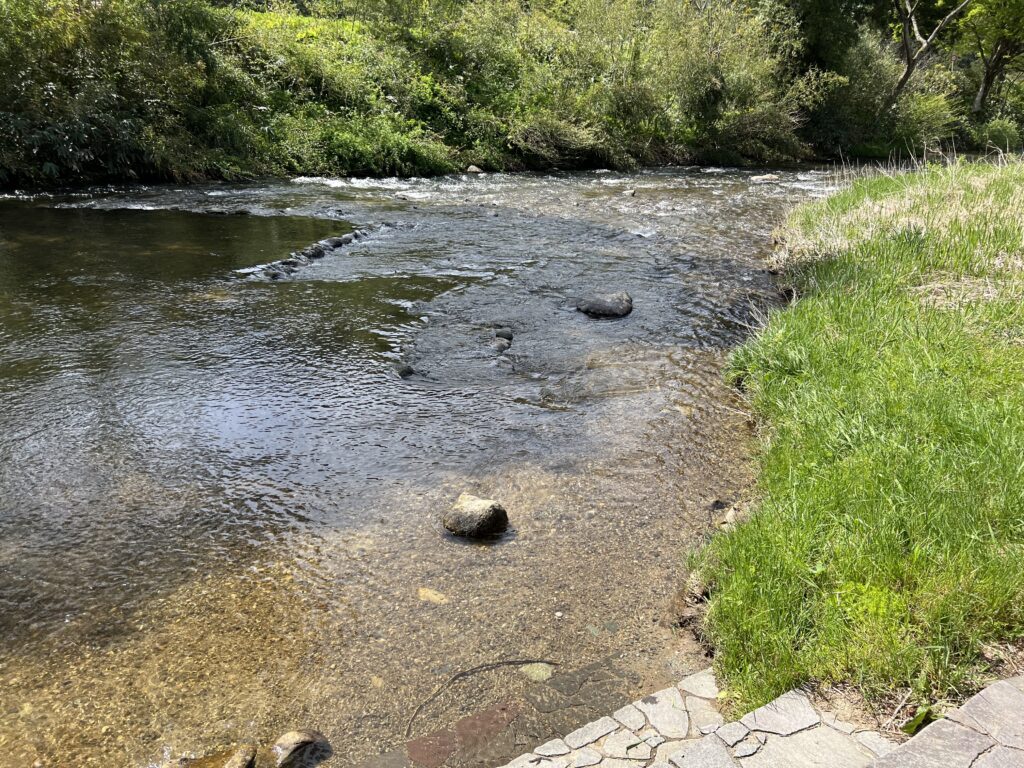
697;160;1024;713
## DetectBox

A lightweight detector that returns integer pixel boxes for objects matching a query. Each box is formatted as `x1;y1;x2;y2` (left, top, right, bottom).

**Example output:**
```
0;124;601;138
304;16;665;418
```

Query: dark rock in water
576;292;633;318
491;338;512;353
394;363;415;378
301;244;327;260
443;494;508;538
272;730;332;768
322;236;346;248
340;233;355;245
494;327;514;341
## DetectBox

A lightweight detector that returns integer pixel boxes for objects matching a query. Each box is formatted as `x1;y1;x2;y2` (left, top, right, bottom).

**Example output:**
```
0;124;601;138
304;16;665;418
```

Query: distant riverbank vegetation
2;0;1022;186
697;158;1024;714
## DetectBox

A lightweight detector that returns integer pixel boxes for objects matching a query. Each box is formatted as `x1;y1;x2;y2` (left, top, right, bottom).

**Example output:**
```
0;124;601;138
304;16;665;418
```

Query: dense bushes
0;0;1021;186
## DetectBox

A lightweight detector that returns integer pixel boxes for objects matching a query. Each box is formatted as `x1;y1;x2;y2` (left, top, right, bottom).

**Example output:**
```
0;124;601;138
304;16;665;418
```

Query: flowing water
0;168;832;768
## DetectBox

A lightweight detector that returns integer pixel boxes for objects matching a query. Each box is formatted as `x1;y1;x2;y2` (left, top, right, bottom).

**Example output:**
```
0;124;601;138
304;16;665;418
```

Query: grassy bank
697;160;1024;714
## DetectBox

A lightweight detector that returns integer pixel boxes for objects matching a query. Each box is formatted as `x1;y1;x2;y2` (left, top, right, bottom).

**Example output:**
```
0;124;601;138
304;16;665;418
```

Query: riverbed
0;168;832;767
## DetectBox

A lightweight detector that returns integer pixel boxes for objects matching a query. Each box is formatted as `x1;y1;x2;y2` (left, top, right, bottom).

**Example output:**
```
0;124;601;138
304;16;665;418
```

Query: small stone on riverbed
576;292;633;318
443;494;508;538
272;730;331;767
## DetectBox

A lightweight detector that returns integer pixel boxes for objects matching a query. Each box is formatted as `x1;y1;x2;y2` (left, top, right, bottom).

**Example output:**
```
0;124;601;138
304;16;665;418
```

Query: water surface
0;169;832;767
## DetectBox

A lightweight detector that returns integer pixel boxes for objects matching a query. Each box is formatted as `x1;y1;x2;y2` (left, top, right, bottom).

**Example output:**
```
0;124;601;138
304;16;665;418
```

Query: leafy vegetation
696;160;1024;712
1;0;1022;185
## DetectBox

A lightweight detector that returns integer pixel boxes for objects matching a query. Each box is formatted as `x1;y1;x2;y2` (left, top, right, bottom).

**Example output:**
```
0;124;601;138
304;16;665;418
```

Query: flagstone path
494;670;1024;768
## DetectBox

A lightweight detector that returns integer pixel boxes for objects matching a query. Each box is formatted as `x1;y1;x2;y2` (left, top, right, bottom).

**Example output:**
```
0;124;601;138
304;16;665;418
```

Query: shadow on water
0;168;835;767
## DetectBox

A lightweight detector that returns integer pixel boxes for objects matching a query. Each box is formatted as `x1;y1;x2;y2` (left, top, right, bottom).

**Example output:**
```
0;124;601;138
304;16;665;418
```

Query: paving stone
568;748;602;767
739;723;873;768
686;695;725;736
872;720;994;768
853;730;895;756
601;729;652;760
612;704;647;731
668;734;737;768
635;688;690;739
700;724;721;735
1007;676;1024;694
536;739;571;757
740;692;821;736
715;722;749;747
644;734;666;748
594;760;644;768
679;669;720;699
947;680;1024;749
653;739;696;763
733;736;762;758
820;711;857;734
565;717;620;749
973;745;1024;768
649;764;674;768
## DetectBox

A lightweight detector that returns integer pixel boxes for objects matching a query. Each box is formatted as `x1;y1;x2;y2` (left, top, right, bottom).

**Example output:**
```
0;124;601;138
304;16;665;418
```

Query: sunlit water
0;169;833;767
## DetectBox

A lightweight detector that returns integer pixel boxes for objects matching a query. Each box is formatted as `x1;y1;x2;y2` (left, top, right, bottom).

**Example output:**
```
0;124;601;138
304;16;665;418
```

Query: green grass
696;159;1024;714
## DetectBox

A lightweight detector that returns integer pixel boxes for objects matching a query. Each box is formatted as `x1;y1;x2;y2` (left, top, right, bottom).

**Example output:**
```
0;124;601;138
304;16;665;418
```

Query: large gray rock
443;494;508;538
576;292;633;318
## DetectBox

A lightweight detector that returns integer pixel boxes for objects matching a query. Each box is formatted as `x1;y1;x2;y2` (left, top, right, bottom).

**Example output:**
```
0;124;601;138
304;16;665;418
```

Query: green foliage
976;118;1023;152
697;161;1024;711
1;0;1021;185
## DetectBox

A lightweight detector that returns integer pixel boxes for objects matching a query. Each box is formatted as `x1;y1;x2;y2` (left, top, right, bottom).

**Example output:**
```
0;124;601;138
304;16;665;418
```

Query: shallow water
0;168;833;767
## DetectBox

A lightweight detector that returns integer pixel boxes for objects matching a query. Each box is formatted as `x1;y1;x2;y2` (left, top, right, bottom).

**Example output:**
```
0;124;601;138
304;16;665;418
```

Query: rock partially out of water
466;165;484;173
394;362;415;378
751;174;780;182
494;327;514;341
576;292;633;318
272;730;331;767
443;494;508;538
491;338;512;353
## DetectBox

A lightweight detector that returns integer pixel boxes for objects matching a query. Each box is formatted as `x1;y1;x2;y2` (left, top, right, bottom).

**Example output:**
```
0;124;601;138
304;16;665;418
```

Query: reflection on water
0;169;832;766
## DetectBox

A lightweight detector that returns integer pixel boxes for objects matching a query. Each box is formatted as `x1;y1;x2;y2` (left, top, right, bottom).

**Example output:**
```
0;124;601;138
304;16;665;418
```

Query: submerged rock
176;744;256;768
223;745;257;768
576;292;633;318
394;363;416;378
443;493;508;538
751;174;780;182
272;730;331;767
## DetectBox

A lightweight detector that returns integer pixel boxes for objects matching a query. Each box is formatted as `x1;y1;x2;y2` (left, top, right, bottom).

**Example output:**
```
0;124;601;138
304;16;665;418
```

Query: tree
890;0;973;101
958;0;1024;115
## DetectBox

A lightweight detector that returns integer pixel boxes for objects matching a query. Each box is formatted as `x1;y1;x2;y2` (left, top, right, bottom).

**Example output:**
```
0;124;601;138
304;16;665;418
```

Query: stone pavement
495;670;1024;768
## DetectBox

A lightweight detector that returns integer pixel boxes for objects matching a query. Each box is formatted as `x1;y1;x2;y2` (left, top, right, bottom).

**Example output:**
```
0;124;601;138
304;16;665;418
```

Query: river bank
696;159;1024;720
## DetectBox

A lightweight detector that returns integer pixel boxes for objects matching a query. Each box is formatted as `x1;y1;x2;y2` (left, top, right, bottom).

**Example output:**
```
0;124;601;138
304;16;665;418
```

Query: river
0;168;831;767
